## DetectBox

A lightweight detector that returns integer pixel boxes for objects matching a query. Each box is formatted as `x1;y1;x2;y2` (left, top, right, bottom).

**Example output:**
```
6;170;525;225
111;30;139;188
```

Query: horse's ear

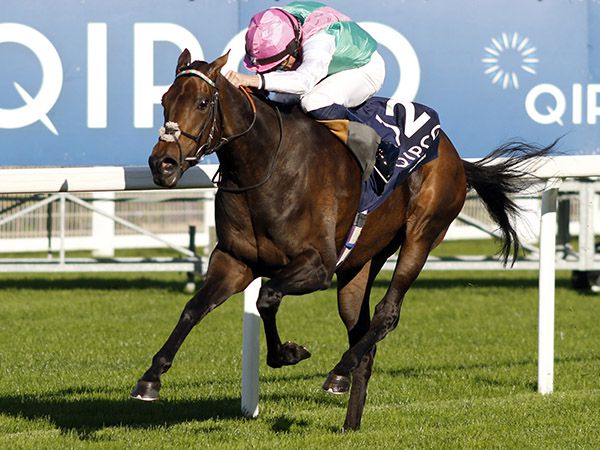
176;49;192;74
207;51;230;77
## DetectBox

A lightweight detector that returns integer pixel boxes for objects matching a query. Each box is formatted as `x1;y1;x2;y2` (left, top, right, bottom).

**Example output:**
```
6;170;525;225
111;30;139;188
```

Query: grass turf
0;259;599;448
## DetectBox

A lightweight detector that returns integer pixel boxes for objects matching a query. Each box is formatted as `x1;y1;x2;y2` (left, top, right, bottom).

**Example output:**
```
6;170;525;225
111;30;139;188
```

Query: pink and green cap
244;8;301;73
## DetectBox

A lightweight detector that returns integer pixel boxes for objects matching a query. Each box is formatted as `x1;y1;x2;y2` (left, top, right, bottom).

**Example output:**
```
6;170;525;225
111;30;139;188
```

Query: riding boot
347;122;381;181
373;140;399;195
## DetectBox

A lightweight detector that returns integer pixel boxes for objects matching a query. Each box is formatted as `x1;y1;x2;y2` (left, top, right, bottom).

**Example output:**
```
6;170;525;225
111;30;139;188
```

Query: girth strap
336;210;368;268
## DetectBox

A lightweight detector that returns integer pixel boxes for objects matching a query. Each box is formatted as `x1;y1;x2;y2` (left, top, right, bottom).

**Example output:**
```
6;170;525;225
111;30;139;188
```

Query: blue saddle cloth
348;97;441;212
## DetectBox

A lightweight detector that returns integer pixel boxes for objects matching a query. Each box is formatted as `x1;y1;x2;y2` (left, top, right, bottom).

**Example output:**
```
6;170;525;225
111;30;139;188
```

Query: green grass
0;265;599;448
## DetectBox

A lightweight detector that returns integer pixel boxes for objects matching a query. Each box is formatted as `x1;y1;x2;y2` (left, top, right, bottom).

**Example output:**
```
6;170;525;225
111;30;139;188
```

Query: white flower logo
482;32;538;89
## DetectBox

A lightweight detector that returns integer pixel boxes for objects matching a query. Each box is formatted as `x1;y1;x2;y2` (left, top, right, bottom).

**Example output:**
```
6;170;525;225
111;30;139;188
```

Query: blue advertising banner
1;0;599;166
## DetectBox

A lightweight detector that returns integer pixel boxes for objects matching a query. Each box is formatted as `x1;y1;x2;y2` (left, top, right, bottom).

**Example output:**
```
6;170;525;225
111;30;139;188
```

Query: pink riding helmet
243;8;301;73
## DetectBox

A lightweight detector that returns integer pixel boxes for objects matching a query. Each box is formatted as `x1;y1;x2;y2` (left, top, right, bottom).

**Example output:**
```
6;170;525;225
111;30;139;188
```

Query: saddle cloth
348;97;441;213
334;97;442;267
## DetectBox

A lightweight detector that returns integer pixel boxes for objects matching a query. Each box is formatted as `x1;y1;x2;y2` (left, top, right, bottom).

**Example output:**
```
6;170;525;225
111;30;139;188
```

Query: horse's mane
250;92;299;115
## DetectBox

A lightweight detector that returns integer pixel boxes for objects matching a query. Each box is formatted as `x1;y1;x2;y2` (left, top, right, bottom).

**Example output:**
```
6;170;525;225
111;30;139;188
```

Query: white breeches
300;50;385;113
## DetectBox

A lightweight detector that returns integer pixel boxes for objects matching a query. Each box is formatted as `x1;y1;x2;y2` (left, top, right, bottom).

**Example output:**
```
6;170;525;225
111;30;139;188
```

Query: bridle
159;66;284;193
159;68;257;164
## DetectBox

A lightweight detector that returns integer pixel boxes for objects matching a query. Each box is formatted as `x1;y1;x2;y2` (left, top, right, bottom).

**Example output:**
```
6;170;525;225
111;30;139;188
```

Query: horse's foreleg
258;247;333;368
131;249;253;401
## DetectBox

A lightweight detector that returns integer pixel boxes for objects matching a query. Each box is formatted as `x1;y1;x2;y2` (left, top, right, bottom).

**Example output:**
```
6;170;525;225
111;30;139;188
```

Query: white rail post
91;191;116;257
538;180;559;394
241;278;261;418
203;188;217;257
59;193;67;264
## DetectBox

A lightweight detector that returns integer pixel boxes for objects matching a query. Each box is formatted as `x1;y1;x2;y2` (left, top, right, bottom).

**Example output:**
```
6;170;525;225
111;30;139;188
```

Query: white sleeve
262;32;335;95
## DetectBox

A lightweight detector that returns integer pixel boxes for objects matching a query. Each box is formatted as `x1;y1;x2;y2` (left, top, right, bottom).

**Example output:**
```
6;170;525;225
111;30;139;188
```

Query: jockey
225;1;393;189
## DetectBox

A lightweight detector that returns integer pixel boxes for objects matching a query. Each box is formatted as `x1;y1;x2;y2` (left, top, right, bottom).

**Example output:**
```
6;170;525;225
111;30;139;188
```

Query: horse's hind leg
131;248;253;400
258;247;334;368
324;152;466;397
335;257;386;431
324;219;448;396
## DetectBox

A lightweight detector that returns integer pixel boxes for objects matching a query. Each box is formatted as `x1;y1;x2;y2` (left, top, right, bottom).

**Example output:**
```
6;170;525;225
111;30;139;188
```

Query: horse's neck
216;85;282;185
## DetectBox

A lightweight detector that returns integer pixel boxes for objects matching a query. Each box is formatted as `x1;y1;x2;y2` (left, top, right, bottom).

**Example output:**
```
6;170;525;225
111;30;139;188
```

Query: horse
132;50;552;431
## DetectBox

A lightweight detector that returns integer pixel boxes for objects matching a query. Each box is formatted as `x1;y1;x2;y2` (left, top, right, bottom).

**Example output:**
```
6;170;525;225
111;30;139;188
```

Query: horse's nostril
160;157;178;174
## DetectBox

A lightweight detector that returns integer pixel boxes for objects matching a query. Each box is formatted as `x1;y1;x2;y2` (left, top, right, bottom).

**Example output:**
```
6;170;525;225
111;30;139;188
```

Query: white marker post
91;191;116;257
241;278;261;418
538;182;559;394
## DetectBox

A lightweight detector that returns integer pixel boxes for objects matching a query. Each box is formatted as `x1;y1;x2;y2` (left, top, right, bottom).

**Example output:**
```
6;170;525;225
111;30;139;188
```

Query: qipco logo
0;23;62;135
525;83;600;126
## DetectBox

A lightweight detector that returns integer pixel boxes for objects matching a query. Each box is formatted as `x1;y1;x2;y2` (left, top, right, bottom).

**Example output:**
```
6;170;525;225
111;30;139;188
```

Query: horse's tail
462;140;557;266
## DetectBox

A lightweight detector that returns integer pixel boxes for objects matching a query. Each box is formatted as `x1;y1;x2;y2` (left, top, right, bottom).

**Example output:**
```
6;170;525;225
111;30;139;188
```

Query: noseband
159;68;257;164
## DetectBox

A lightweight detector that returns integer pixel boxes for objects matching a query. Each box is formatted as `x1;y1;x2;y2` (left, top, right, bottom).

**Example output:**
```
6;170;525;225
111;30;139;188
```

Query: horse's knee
256;285;282;314
179;298;207;324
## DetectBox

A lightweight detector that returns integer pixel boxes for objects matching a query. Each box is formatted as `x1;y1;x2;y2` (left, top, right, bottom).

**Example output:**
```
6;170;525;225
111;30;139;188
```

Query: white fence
0;190;214;253
0;165;219;249
0;187;504;255
0;166;221;286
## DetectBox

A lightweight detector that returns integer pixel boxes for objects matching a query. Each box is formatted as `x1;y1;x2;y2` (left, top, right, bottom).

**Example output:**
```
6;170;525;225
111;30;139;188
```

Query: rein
159;68;283;193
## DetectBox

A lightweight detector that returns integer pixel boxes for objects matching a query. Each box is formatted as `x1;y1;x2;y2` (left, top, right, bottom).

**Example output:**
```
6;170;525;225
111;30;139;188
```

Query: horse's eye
197;98;210;110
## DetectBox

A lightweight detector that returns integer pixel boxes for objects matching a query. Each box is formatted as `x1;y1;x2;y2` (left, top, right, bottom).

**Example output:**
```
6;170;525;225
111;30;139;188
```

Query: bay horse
132;50;551;431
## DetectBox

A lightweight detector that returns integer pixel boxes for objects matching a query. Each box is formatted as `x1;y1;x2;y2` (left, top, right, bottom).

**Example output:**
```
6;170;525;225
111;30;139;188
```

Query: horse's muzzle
148;153;181;188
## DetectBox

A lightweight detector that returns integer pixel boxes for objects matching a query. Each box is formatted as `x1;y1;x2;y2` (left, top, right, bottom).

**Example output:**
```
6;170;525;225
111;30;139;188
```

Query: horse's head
149;49;229;187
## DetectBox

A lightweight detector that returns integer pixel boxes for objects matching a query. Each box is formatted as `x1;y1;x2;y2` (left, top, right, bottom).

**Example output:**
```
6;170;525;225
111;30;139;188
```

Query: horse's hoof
322;372;350;394
267;341;311;368
130;380;161;401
